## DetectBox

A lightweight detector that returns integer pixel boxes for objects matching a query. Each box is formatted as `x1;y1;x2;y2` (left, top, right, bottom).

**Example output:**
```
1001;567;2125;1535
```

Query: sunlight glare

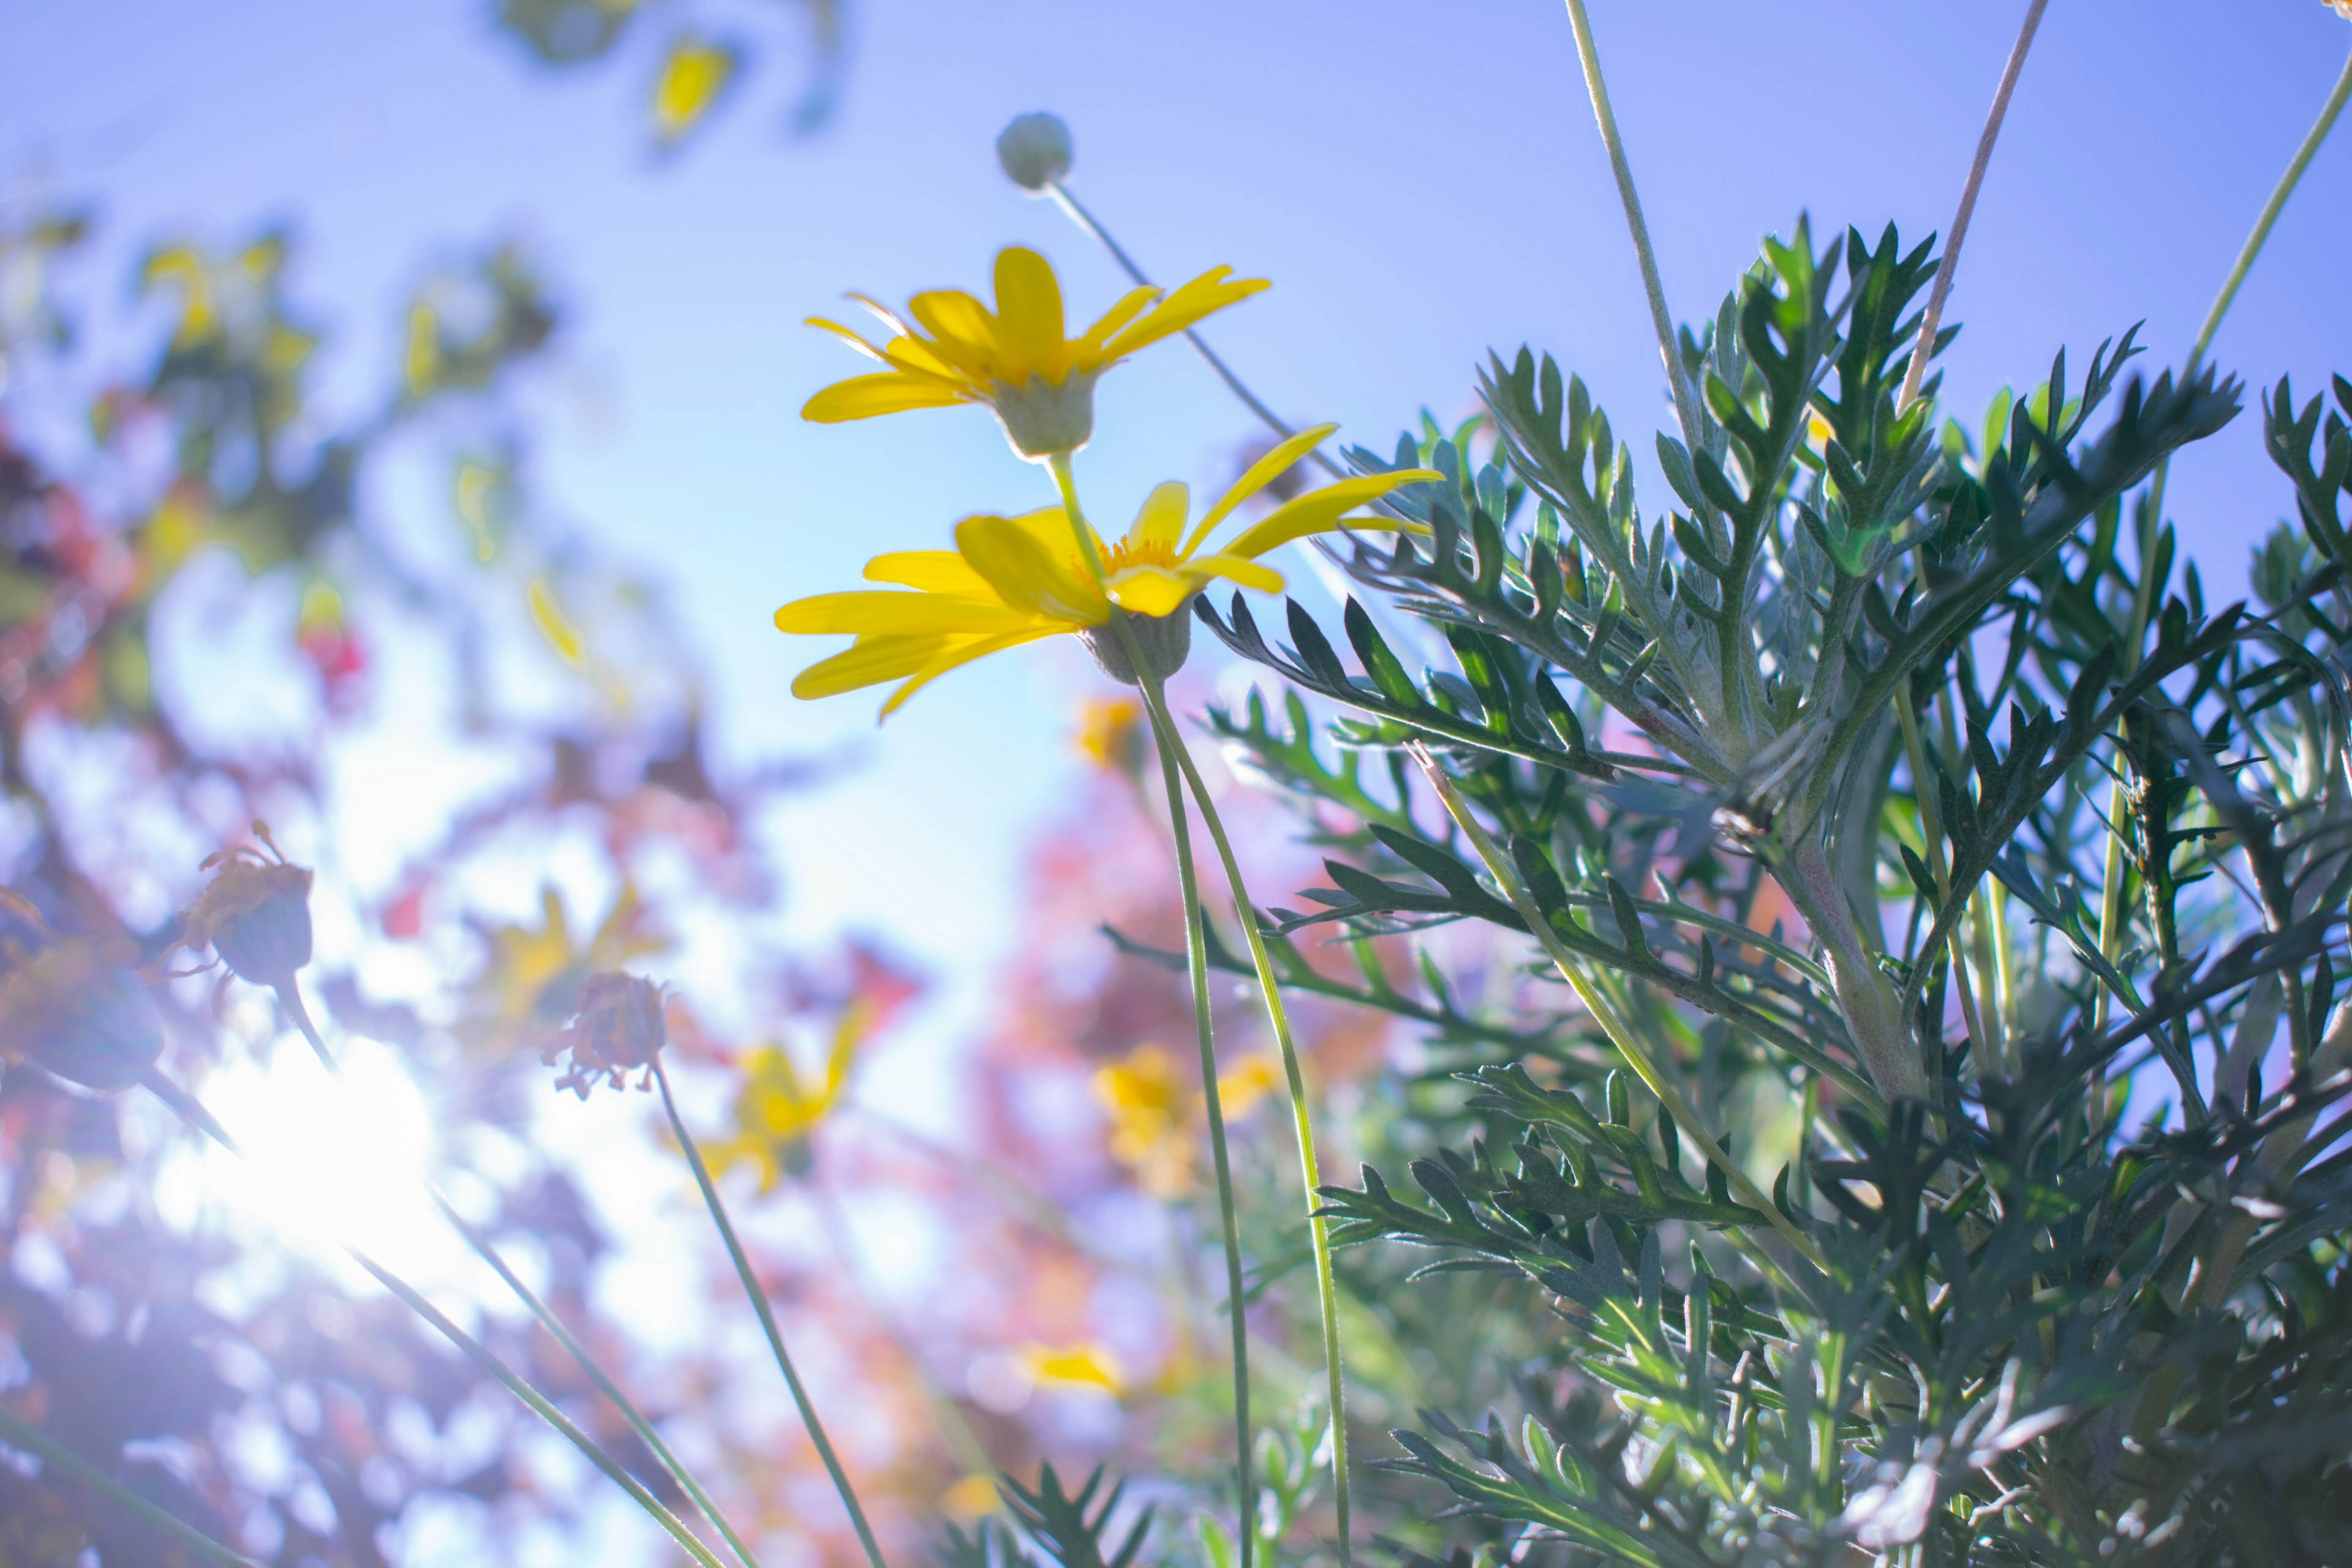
199;1037;461;1283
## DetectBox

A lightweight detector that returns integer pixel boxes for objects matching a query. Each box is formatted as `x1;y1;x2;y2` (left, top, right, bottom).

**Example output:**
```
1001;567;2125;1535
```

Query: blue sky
6;0;2351;1058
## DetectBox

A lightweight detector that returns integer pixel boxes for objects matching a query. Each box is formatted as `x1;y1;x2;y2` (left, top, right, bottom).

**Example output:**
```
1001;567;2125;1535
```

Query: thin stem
1559;0;1703;456
1141;689;1259;1568
0;1406;263;1568
432;1189;766;1568
1050;449;1257;1564
654;1061;890;1568
1896;0;2051;412
2188;47;2352;373
345;1246;734;1568
275;977;338;1074
1413;744;1831;1273
1145;673;1353;1563
1044;182;1334;479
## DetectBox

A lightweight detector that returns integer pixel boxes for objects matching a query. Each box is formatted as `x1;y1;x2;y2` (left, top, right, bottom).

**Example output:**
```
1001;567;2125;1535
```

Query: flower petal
876;623;1066;716
807;316;892;363
907;288;1003;380
774;589;1031;636
1104;565;1202;619
1188;422;1338;554
1100;266;1268;358
1076;284;1160;356
992;247;1069;382
956;511;1102;622
802;372;970;423
1180;554;1284;595
864;551;997;596
1216;469;1444;560
1128;481;1191;556
791;633;959;698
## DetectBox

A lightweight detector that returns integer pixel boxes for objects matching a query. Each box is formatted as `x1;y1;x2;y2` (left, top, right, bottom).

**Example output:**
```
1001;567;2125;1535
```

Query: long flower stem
346;1246;734;1568
1049;450;1259;1562
1559;0;1702;456
0;1406;263;1568
1139;673;1354;1564
432;1189;766;1568
1894;0;2050;413
654;1061;889;1568
1141;684;1260;1568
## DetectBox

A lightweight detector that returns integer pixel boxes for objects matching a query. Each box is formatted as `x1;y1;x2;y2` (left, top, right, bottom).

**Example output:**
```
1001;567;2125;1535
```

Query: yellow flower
1074;696;1147;775
774;423;1440;714
802;246;1268;458
1022;1341;1123;1395
1093;1043;1280;1198
706;999;870;1191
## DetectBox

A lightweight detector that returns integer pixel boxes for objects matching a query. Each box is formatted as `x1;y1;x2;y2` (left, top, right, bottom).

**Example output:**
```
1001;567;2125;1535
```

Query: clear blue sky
7;0;2351;1069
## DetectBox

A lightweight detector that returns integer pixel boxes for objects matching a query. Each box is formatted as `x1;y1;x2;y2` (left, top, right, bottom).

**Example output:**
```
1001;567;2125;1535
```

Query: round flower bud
1079;604;1194;687
543;971;667;1098
995;112;1073;193
1;941;167;1093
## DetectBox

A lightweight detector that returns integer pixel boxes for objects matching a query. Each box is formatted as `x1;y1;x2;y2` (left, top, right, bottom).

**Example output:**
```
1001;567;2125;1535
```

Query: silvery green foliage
1182;224;2352;1562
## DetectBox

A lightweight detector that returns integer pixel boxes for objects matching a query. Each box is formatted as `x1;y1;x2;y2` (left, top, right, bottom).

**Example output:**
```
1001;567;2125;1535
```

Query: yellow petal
807;315;892;364
992;247;1069;382
528;576;587;667
878;624;1066;717
774;590;1031;636
956;511;1102;621
1188;423;1339;555
865;551;997;596
906;288;1001;379
1075;284;1161;356
1101;266;1268;358
802;372;970;423
1216;469;1443;561
1180;554;1284;596
1128;480;1191;556
650;35;737;146
791;633;960;699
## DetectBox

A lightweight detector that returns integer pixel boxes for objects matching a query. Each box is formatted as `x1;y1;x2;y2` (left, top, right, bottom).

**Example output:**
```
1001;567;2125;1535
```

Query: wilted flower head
801;246;1267;458
543;970;667;1098
995;111;1073;191
180;820;314;986
0;895;165;1094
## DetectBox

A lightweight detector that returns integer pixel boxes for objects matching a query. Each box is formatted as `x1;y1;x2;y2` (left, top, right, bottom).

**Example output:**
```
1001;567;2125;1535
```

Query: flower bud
1;940;167;1093
1079;605;1194;687
181;824;314;986
543;971;666;1098
995;112;1073;192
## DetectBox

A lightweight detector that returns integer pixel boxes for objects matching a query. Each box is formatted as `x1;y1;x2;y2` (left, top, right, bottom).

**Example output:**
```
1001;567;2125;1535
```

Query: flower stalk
654;1059;891;1568
0;1405;264;1568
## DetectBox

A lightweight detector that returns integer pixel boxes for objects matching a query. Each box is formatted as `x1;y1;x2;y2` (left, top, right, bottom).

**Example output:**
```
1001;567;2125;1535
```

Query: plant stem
1413;744;1830;1273
1895;688;1992;1077
0;1406;263;1568
1559;0;1703;456
654;1061;889;1568
432;1189;766;1568
1140;682;1259;1568
1144;672;1354;1564
276;977;338;1074
1896;0;2049;413
345;1246;734;1568
1049;449;1260;1565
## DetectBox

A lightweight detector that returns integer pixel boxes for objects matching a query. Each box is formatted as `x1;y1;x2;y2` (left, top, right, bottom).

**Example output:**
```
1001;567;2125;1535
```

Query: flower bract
774;424;1439;714
802;246;1268;458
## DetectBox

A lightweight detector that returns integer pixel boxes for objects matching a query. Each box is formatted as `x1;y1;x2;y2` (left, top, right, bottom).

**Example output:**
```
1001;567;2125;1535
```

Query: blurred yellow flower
774;426;1438;715
940;1474;1001;1523
651;34;737;146
464;885;667;1056
802;246;1267;458
707;998;870;1191
1074;696;1146;775
1094;1043;1278;1198
1022;1341;1123;1395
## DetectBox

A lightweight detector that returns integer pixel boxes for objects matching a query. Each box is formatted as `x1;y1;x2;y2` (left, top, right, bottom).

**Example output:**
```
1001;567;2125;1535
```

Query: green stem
274;976;338;1075
1142;674;1354;1564
1894;0;2051;412
654;1061;889;1568
0;1406;263;1567
345;1247;733;1568
1142;687;1260;1568
432;1190;766;1568
1559;0;1703;458
1049;449;1259;1566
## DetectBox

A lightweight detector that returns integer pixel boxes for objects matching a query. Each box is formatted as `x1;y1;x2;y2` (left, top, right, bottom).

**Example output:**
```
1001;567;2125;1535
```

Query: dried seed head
181;821;315;985
543;971;666;1098
0;938;167;1093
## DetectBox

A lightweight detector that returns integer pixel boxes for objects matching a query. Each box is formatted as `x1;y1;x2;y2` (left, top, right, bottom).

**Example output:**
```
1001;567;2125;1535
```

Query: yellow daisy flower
802;246;1268;458
773;424;1439;713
